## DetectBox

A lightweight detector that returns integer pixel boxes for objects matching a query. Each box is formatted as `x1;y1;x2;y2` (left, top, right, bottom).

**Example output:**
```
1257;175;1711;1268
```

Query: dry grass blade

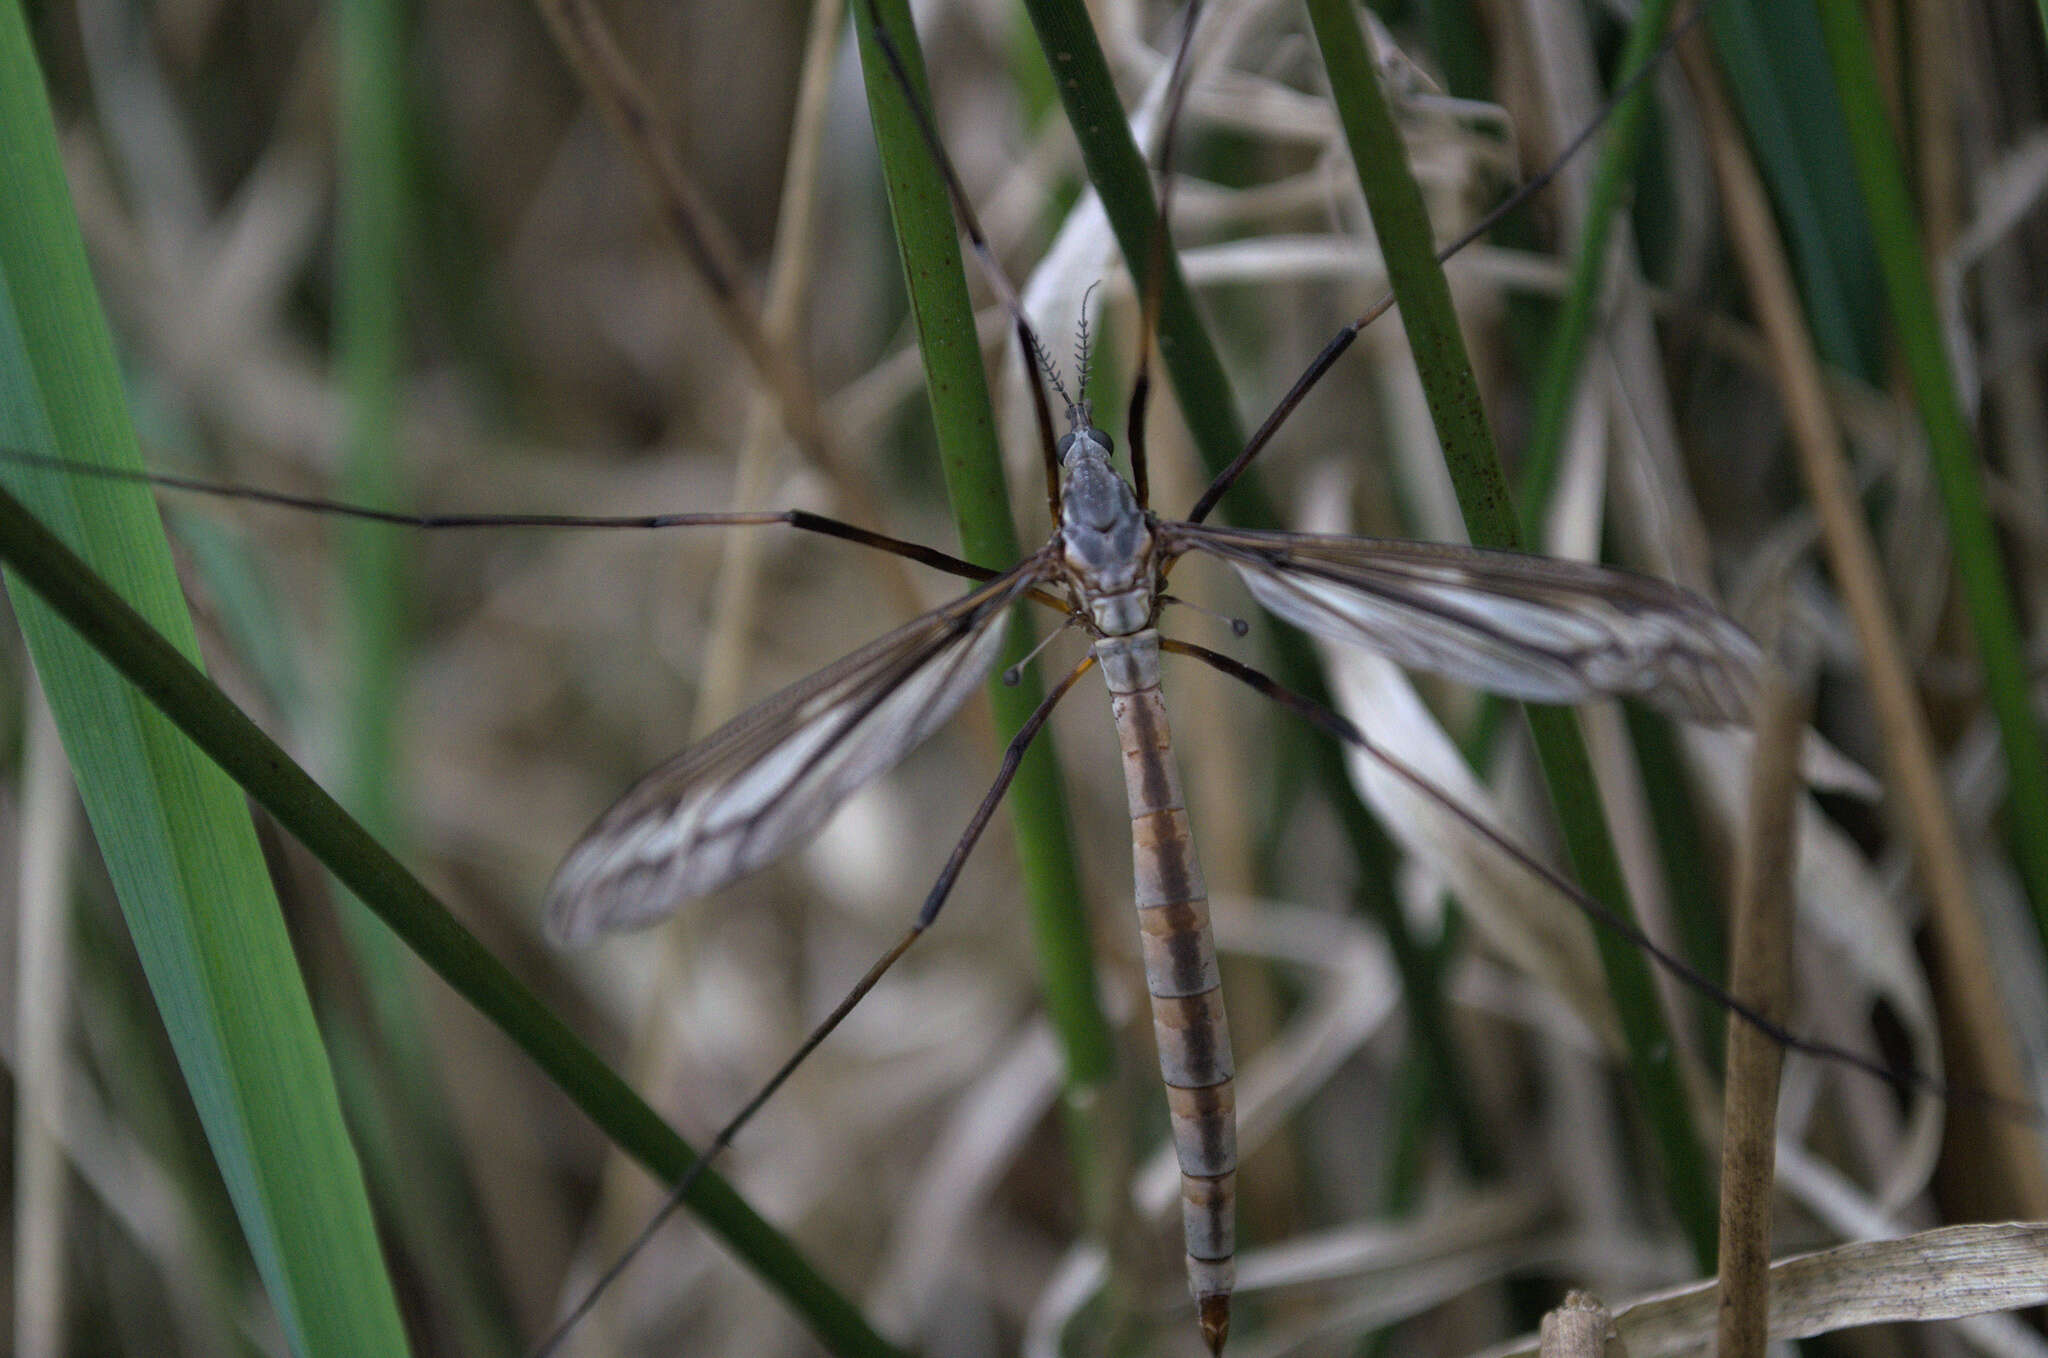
1479;1224;2048;1358
13;688;79;1358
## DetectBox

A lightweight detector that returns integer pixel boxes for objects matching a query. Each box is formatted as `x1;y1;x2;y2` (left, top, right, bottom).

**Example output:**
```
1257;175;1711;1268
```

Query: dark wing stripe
547;559;1050;944
720;590;1010;872
1166;523;1762;723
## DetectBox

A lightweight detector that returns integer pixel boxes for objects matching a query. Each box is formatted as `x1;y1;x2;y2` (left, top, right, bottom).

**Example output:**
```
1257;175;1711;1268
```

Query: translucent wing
547;561;1049;945
1167;523;1762;723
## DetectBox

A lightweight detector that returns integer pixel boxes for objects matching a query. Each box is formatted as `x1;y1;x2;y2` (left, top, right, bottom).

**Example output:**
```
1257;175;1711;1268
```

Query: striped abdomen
1096;630;1236;1353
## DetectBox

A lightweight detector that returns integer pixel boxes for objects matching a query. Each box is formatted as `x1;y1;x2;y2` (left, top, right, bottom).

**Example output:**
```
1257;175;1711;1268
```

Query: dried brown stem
1716;672;1806;1358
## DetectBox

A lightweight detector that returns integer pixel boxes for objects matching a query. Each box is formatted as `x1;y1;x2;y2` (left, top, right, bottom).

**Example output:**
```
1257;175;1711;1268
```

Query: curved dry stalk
1483;1224;2048;1358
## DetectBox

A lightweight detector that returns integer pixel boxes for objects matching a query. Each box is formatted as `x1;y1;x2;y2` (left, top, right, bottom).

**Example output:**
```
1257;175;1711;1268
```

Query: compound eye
1094;430;1115;457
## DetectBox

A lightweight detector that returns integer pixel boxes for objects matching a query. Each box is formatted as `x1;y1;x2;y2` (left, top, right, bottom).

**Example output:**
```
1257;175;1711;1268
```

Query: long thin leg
1157;636;2006;1111
1182;0;1716;526
0;446;1019;585
1123;0;1207;511
530;651;1098;1358
857;0;1067;521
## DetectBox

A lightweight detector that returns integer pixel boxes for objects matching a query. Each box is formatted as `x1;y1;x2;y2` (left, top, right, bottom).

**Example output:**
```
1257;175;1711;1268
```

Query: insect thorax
1056;425;1155;637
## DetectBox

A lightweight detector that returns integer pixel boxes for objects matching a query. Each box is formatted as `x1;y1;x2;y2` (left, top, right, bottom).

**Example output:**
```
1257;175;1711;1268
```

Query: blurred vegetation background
4;0;2048;1354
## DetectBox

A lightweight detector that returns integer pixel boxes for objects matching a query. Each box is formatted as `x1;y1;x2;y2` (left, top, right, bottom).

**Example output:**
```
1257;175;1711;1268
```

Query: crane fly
527;5;1808;1350
4;0;1993;1353
541;380;1774;1353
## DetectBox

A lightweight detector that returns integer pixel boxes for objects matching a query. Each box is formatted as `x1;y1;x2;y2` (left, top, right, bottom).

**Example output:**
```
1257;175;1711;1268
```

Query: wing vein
547;555;1053;943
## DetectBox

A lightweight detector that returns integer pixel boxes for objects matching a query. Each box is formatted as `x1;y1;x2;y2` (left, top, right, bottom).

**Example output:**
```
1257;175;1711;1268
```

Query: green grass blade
1016;0;1249;490
1626;706;1729;1065
333;0;414;968
1514;0;1682;530
1302;0;1500;535
851;0;1118;1216
1417;0;1495;102
0;9;410;1353
1302;0;1717;1269
332;0;510;1347
0;471;909;1357
1813;0;2048;943
335;0;410;856
1705;0;1882;380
